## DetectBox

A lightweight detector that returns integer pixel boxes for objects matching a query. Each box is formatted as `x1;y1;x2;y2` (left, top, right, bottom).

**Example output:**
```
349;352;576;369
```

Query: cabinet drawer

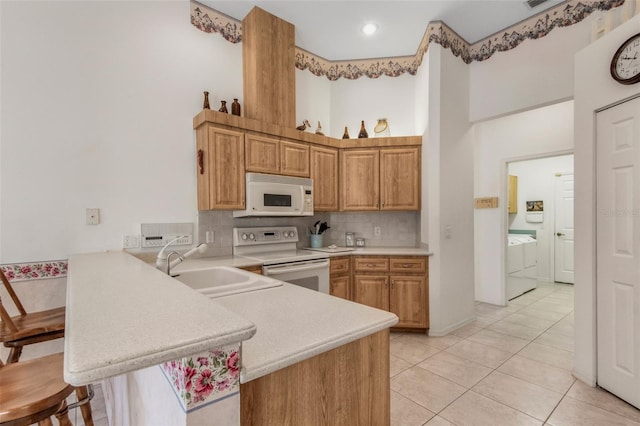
353;257;389;272
389;257;426;274
238;264;263;275
330;257;350;274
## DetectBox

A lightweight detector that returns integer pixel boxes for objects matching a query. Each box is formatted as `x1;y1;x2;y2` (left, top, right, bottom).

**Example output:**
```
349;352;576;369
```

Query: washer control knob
241;233;248;240
249;233;255;240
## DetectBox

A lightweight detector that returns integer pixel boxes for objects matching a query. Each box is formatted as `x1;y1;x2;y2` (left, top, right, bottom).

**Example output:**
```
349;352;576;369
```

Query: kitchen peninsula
64;251;398;425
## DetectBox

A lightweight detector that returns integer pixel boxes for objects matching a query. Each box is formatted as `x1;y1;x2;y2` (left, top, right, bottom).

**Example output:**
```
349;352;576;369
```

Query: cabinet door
207;127;246;209
310;146;339;211
341;150;380;211
380;147;420;210
390;275;427;328
330;275;350;300
353;275;389;311
280;140;310;177
245;134;280;174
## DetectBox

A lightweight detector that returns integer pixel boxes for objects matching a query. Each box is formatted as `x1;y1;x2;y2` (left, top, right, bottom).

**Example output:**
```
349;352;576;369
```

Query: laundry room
506;154;575;300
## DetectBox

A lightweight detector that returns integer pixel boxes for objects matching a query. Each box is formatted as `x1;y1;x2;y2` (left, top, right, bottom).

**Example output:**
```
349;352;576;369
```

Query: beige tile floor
390;282;640;426
65;283;640;426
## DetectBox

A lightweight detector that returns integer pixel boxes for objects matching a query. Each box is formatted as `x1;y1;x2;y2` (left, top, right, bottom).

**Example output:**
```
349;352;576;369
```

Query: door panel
596;96;640;409
554;174;574;283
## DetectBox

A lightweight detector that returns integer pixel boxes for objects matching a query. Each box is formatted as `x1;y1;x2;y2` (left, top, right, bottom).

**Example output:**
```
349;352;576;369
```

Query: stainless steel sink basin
173;266;282;298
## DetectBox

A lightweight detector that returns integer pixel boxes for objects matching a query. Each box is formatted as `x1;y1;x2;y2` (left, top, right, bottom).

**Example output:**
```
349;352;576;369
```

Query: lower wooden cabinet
351;255;429;330
329;256;350;300
238;264;263;275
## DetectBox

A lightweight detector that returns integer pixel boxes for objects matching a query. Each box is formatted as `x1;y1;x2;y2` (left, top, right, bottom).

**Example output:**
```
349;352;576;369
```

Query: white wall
573;14;640;386
474;101;574;305
469;13;599;122
0;1;242;263
329;73;416;139
296;69;331;135
507;155;574;282
424;44;476;335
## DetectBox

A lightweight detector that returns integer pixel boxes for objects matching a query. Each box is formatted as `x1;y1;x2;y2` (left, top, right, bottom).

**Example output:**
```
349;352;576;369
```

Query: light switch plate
86;208;100;225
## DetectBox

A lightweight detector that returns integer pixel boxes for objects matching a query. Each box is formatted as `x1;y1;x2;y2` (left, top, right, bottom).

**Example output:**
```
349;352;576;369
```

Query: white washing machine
507;234;538;300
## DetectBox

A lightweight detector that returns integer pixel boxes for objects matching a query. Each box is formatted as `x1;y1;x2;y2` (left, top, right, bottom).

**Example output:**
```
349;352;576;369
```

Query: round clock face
611;33;640;85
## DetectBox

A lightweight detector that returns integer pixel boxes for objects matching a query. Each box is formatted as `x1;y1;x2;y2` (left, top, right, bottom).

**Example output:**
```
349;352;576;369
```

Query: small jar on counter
356;238;365;247
345;232;355;247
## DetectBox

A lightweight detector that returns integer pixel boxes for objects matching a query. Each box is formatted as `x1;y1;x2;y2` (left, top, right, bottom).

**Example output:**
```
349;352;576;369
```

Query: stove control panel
233;226;299;246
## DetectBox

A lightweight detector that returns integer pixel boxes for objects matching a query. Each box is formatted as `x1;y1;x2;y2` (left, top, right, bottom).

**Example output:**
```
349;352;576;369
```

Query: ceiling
200;0;566;61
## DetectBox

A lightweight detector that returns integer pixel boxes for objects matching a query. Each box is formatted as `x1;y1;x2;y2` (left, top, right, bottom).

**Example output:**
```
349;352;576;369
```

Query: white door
554;173;575;284
596;96;640;409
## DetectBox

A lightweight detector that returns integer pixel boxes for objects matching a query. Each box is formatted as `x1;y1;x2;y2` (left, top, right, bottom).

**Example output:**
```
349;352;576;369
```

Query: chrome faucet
156;237;207;275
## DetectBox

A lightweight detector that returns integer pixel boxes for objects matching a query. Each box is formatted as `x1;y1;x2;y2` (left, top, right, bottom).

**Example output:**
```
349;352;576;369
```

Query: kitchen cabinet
352;255;429;330
341;147;420;211
238;264;263;275
245;133;310;177
329;256;350;300
310;146;339;211
508;175;518;214
196;125;245;210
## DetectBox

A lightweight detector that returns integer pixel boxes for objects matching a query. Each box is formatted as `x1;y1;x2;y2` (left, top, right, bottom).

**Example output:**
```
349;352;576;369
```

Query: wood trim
193;109;422;149
240;330;390;426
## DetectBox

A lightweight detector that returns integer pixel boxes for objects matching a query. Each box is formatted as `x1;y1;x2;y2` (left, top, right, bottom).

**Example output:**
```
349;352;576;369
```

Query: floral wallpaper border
160;344;241;413
191;0;625;80
1;261;68;282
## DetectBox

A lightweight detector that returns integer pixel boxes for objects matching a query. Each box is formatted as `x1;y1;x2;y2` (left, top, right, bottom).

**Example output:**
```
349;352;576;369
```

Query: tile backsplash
198;210;419;253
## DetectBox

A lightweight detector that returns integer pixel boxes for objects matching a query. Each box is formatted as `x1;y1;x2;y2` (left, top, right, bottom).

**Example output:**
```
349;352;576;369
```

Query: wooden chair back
0;269;65;363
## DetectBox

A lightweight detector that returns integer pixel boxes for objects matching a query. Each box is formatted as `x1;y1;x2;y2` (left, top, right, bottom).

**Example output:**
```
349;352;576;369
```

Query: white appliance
507;234;538;300
233;173;313;217
233;226;329;293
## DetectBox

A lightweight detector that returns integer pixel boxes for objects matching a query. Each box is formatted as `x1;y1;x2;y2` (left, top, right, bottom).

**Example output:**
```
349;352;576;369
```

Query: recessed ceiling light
361;23;378;36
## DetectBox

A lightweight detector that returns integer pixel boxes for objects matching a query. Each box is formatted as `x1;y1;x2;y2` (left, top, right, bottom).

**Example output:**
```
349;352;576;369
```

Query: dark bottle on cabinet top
342;126;350;139
231;99;241;116
203;91;210;109
219;100;228;113
358;120;368;138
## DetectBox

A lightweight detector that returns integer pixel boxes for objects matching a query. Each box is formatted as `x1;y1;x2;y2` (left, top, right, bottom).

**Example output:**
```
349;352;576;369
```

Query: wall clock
610;32;640;85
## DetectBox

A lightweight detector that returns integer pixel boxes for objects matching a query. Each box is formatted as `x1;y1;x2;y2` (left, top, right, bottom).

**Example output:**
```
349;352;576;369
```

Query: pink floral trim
1;261;68;282
161;344;241;412
191;0;624;79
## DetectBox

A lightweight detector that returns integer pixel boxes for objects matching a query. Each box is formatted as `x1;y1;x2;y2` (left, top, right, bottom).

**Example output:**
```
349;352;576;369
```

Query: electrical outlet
206;231;215;244
86;208;100;225
123;235;140;249
374;226;381;237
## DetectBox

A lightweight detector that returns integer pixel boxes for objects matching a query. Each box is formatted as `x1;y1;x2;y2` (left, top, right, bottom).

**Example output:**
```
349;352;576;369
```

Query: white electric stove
233;226;330;293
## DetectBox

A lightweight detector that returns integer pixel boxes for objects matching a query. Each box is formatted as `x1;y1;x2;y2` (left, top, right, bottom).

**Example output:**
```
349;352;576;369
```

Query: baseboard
428;316;475;337
572;369;596;387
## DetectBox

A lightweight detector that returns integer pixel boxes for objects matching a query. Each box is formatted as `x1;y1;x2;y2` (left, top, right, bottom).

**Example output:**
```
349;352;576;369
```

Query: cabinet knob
403;264;411;268
367;263;374;267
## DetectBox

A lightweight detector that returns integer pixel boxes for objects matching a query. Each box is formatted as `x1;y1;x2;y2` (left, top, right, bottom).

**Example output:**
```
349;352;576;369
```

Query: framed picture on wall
526;200;544;212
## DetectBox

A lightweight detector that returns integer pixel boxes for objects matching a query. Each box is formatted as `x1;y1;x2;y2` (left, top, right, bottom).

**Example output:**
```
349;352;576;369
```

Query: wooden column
242;7;296;128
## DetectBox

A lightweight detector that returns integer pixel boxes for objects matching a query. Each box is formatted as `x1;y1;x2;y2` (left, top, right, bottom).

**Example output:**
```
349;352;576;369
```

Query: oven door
262;259;329;294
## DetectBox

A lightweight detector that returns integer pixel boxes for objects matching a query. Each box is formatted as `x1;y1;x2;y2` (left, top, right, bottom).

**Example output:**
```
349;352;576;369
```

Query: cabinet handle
403;264;411;268
197;149;204;175
367;263;375;267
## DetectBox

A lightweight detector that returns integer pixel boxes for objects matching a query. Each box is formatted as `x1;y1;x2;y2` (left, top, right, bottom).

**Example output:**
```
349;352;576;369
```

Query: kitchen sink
173;266;282;298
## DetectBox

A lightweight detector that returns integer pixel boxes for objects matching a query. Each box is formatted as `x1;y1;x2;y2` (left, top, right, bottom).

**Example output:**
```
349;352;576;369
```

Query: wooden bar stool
0;352;77;425
0;270;65;364
0;270;94;425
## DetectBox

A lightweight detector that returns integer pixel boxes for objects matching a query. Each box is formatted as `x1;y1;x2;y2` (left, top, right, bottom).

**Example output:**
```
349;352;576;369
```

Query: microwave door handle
264;260;329;275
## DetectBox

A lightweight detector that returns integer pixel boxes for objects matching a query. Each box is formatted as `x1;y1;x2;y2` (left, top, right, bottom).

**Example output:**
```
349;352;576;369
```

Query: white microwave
233;173;314;217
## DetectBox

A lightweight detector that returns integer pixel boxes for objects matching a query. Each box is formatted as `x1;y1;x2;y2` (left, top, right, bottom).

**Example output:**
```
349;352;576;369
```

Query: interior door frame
502;149;573;306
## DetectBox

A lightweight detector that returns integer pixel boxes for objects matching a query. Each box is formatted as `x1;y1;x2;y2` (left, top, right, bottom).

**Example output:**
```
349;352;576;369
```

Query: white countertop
171;255;262;272
215;284;398;383
64;251;257;386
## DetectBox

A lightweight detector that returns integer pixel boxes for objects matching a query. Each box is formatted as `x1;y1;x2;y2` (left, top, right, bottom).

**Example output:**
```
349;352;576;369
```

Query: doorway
506;155;574;301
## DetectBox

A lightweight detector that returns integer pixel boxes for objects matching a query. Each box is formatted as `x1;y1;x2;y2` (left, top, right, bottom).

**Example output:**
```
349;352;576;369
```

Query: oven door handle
263;260;329;275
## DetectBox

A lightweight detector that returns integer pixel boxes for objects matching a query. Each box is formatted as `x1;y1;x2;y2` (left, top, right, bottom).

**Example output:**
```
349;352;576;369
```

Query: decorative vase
315;121;324;135
203;91;210;110
310;234;324;248
342;126;350;139
231;98;241;116
374;118;390;137
358;120;368;138
219;100;228;113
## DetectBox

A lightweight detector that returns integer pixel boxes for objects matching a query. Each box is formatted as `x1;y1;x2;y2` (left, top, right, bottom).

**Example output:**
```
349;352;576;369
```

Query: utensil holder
310;235;324;248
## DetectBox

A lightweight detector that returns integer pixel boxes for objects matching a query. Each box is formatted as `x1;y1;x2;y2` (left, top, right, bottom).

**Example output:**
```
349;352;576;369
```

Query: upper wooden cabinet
196;125;245;210
245;134;310;177
341;146;420;211
341;150;380;211
508;175;518;214
310;146;339;211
